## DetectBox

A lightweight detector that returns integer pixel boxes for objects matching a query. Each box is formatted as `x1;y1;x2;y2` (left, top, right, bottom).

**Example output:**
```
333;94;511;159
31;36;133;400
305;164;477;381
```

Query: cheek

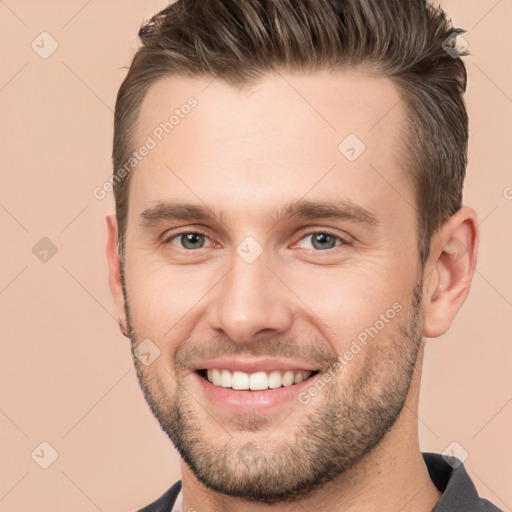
136;357;177;404
124;261;214;339
124;245;416;358
287;262;408;340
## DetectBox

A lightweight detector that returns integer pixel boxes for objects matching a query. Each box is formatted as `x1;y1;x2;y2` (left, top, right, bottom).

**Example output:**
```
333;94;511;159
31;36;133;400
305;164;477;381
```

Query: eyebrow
138;198;380;230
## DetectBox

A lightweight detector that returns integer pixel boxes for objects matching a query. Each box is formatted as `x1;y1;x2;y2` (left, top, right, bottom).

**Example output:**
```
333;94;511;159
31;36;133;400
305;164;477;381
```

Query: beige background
1;1;511;510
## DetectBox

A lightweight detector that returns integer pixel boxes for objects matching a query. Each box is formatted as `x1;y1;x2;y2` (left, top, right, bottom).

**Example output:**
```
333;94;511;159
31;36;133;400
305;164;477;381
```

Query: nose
206;251;294;344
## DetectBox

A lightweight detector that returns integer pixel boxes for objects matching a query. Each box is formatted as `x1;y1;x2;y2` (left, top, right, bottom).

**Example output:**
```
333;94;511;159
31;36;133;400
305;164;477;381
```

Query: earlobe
106;214;129;338
423;206;479;338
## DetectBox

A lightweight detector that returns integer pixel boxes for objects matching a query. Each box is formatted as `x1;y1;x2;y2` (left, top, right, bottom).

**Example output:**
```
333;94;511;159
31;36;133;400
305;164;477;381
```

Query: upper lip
191;358;320;373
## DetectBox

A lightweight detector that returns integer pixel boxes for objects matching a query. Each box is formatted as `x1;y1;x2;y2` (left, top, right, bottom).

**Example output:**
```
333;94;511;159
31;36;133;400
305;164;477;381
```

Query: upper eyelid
162;228;213;243
292;230;350;248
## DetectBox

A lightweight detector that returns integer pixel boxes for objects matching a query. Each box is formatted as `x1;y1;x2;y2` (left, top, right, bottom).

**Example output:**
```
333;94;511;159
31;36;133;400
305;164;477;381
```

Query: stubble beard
125;277;424;505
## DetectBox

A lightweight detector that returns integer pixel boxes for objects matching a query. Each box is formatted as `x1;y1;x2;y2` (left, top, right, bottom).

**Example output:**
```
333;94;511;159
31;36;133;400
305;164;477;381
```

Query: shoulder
136;480;182;512
422;453;502;511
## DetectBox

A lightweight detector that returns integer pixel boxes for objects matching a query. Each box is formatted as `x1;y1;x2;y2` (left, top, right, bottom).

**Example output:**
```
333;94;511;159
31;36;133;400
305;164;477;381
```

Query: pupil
183;233;204;249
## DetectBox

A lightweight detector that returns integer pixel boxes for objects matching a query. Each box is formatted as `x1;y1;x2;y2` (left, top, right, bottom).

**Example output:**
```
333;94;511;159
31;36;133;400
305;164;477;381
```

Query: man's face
121;70;425;504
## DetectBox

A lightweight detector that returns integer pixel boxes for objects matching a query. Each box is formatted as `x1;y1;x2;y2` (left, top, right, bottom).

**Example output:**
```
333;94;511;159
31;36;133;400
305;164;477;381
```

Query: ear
422;206;479;338
106;214;129;337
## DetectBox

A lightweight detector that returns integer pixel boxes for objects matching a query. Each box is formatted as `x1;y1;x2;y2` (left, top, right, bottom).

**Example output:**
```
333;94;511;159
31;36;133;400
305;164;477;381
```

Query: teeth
204;369;313;390
294;372;304;384
281;371;294;387
232;371;249;390
220;369;232;388
268;370;282;389
249;371;268;391
211;369;221;386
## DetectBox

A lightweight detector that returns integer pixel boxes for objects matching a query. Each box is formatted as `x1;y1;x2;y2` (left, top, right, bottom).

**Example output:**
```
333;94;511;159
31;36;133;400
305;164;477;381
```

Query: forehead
129;69;411;223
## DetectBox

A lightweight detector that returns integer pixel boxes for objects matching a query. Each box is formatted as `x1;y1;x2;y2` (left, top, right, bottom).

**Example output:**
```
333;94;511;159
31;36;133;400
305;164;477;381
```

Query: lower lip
192;371;320;413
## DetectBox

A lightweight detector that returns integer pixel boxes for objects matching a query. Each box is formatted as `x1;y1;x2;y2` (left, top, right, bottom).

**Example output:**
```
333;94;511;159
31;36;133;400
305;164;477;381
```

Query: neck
180;347;441;512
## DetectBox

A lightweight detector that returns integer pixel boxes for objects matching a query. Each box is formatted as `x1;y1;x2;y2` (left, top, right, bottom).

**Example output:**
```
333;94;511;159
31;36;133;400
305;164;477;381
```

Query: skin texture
106;70;478;511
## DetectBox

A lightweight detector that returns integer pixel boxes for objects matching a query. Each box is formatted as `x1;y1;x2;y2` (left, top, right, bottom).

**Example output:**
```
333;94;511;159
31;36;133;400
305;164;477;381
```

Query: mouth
196;368;321;391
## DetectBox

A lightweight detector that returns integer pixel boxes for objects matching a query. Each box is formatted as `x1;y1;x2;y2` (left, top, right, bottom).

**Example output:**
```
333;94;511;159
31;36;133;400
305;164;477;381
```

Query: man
106;1;501;510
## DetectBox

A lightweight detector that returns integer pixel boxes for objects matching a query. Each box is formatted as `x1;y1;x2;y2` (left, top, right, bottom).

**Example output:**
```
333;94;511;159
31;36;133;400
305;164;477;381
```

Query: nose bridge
208;245;293;343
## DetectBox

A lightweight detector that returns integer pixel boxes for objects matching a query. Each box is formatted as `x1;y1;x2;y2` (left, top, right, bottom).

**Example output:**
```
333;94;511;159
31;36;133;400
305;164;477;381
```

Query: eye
295;230;346;251
162;229;348;252
163;231;213;250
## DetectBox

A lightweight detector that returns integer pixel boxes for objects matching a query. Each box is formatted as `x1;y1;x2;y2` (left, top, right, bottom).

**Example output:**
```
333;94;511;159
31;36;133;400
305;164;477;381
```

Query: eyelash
161;229;349;252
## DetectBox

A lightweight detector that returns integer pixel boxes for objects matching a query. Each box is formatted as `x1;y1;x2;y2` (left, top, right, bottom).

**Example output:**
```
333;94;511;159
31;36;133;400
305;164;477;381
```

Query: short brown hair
112;0;468;267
